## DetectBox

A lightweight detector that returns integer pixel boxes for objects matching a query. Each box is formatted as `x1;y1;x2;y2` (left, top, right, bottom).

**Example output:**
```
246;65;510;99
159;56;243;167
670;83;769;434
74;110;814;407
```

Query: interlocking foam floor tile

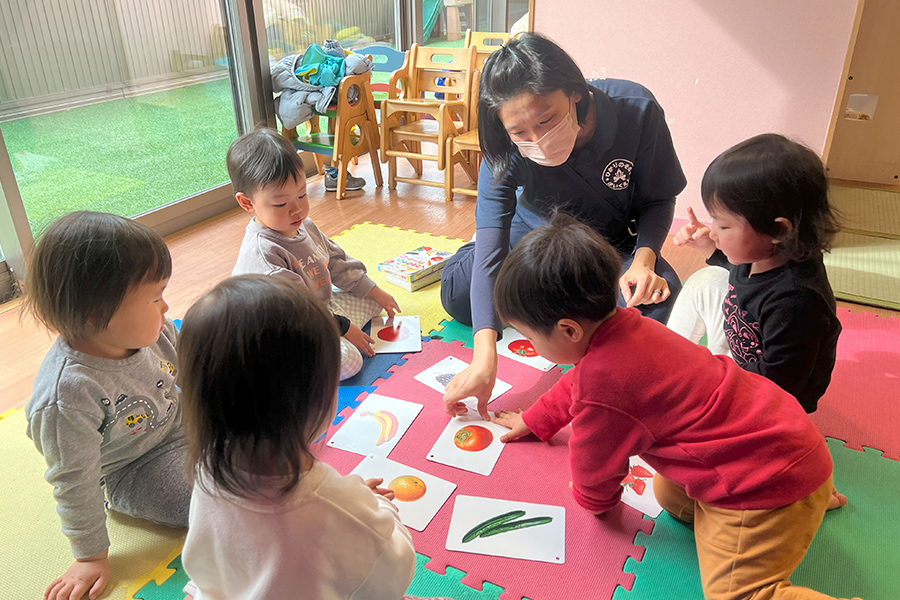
614;437;900;600
317;340;652;600
132;547;189;600
333;386;377;426
429;319;574;374
408;552;511;599
810;308;900;460
0;409;186;600
330;223;467;335
341;351;410;387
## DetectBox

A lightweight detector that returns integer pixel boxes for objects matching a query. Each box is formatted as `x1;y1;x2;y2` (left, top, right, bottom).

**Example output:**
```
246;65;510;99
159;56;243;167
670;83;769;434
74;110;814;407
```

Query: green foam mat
831;186;900;239
823;232;900;310
614;437;900;600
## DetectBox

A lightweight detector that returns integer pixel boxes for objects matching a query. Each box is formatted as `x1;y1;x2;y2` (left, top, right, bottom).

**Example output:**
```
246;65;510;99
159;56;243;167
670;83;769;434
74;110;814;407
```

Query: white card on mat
496;327;556;371
446;495;565;563
619;456;662;518
413;356;512;403
426;417;508;476
350;455;456;531
370;316;422;354
327;394;422;457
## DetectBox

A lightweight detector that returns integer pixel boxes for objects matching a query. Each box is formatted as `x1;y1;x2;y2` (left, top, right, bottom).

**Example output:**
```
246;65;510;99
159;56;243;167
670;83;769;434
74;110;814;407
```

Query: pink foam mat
317;339;653;600
810;308;900;460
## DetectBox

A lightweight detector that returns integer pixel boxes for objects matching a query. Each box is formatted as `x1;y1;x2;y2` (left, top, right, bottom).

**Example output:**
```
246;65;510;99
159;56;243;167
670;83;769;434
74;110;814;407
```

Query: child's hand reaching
673;207;716;258
492;410;533;443
345;323;375;357
45;553;111;600
365;478;395;501
367;286;401;318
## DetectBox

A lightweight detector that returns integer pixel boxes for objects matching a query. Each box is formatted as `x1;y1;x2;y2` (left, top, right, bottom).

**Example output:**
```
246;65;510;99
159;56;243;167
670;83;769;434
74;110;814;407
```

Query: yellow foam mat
330;222;467;335
0;408;185;600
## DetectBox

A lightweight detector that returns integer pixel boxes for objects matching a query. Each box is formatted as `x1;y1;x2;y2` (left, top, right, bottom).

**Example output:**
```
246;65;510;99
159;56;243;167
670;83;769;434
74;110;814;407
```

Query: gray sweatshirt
232;218;376;302
25;321;181;558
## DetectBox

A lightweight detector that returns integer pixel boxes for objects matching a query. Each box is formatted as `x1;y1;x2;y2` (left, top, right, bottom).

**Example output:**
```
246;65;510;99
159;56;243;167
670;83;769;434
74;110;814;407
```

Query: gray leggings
103;429;191;528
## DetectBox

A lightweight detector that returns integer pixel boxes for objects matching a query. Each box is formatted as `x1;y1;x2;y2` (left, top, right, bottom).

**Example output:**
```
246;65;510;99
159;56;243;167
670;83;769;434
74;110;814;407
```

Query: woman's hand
367;286;401;318
45;553;111;600
492;410;533;442
345;323;375;357
673;207;715;258
442;330;498;420
365;477;396;501
619;247;670;307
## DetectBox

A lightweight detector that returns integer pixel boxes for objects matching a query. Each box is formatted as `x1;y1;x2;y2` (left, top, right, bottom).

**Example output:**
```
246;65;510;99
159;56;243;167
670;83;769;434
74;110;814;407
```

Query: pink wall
534;0;859;220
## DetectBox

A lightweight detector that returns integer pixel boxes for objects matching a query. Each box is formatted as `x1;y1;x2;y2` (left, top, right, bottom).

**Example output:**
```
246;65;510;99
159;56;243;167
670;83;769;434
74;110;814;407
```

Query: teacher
440;33;686;419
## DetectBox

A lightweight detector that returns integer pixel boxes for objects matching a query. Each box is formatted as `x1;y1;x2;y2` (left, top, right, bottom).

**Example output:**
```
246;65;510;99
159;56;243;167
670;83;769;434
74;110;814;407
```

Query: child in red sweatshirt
485;214;859;600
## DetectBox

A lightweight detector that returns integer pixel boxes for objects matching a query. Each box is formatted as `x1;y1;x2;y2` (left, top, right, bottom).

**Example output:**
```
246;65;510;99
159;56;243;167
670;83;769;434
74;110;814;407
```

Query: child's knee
653;473;695;523
339;337;363;380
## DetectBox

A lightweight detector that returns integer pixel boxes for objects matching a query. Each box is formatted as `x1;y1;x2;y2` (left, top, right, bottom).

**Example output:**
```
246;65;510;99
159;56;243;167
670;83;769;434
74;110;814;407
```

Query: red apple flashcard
496;327;557;371
619;456;663;517
370;316;422;354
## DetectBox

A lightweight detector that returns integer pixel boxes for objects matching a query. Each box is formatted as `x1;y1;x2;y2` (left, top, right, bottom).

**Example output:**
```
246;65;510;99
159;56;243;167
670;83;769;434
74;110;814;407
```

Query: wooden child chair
284;71;383;200
379;44;477;193
444;30;510;201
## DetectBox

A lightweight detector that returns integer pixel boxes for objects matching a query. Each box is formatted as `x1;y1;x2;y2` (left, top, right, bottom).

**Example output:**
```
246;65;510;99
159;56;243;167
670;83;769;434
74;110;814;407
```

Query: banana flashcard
326;393;423;457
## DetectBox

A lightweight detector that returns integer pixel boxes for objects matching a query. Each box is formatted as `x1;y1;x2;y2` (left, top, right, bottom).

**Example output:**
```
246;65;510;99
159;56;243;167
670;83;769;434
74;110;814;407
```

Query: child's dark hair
495;212;621;335
701;133;841;262
24;211;171;342
226;127;305;196
478;33;590;178
179;275;340;499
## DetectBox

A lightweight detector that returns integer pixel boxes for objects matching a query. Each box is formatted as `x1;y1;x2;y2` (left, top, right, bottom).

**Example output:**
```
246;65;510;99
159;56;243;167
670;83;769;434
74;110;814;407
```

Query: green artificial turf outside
3;77;239;237
3;36;460;238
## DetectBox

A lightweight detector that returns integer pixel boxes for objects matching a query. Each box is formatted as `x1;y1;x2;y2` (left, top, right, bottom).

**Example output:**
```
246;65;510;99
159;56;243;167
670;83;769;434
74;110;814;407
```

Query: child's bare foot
827;487;848;511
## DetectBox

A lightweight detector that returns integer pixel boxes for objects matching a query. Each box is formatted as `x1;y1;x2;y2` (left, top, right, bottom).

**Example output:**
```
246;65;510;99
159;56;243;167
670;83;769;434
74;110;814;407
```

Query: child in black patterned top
668;133;846;509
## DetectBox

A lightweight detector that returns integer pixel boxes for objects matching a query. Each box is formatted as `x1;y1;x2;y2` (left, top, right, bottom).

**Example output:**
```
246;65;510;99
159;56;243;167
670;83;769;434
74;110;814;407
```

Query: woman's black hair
701;133;841;262
24;211;171;341
478;33;590;179
179;275;340;499
494;212;621;335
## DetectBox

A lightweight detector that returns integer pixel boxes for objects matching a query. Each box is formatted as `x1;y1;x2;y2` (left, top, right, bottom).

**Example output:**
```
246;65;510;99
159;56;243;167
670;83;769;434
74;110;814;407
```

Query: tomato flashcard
496;327;557;371
370;316;422;354
350;455;456;531
446;495;566;563
619;456;663;517
426;417;510;475
413;356;512;405
326;394;423;457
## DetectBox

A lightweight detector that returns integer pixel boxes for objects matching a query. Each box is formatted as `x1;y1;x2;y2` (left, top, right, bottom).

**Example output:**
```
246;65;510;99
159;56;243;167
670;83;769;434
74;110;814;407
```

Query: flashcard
619;456;662;518
413;356;512;403
426;417;509;476
446;495;565;564
370;316;422;354
350;455;456;531
496;327;556;371
327;394;422;457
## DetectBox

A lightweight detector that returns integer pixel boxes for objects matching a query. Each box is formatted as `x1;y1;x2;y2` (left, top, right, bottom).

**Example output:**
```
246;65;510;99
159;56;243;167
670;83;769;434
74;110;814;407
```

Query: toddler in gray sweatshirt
24;211;191;600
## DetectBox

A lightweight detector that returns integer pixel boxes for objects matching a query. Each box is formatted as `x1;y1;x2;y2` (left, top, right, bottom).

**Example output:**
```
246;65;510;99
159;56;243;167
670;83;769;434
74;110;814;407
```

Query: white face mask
512;102;580;167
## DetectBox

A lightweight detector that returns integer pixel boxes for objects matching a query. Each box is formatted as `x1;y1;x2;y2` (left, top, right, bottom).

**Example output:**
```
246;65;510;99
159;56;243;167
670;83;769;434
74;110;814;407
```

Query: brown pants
653;474;861;600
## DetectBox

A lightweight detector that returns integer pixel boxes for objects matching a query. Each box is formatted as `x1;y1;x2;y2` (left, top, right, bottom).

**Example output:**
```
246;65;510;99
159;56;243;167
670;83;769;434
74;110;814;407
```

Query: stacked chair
379;44;477;194
444;30;510;201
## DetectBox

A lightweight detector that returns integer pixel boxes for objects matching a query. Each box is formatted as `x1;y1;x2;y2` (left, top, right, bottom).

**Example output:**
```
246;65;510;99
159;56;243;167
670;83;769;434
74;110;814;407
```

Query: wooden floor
1;157;896;414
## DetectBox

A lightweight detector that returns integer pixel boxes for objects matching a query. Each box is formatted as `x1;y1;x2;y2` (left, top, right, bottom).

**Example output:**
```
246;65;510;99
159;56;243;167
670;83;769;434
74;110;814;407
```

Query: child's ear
557;318;584;343
772;217;793;243
235;192;255;213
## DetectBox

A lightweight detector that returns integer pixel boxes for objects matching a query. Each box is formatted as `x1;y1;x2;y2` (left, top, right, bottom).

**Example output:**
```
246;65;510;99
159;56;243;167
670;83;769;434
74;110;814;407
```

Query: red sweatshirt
522;308;832;514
